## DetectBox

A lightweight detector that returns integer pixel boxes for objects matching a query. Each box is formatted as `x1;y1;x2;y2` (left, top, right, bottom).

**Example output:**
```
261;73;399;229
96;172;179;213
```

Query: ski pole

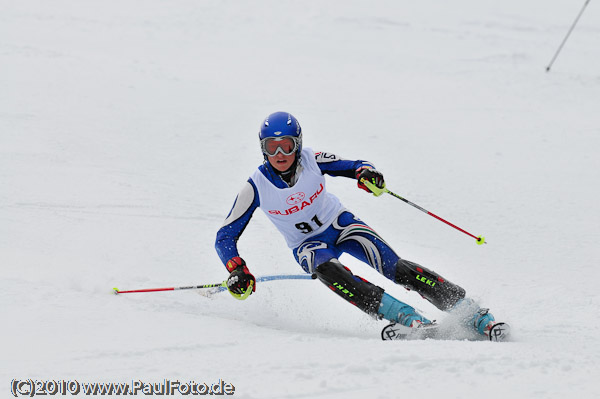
113;281;226;294
546;0;591;72
361;178;486;245
113;274;313;295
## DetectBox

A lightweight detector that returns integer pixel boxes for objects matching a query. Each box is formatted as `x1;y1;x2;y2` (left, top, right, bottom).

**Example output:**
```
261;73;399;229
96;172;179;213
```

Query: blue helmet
259;112;302;158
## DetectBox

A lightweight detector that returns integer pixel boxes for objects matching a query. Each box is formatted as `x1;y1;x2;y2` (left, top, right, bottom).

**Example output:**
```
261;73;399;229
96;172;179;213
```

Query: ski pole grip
360;178;386;197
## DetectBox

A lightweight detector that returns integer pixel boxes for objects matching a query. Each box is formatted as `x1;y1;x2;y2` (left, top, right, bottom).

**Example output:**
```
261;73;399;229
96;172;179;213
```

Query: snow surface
2;1;599;398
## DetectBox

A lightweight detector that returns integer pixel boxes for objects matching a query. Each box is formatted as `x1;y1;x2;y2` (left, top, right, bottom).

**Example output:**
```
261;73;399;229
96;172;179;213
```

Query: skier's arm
215;180;260;299
315;151;385;194
215;179;260;265
315;151;374;178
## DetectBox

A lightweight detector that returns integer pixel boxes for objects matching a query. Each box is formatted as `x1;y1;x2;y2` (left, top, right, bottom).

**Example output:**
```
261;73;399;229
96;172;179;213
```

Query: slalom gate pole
113;274;313;295
546;0;592;72
361;178;486;245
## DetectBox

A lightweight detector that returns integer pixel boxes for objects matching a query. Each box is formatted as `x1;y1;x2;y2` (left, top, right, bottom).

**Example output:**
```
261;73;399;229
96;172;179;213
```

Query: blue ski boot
451;298;510;342
379;293;439;340
472;308;510;342
379;292;431;327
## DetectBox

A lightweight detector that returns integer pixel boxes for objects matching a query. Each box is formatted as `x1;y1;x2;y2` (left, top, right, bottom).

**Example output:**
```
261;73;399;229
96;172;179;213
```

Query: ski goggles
260;136;300;156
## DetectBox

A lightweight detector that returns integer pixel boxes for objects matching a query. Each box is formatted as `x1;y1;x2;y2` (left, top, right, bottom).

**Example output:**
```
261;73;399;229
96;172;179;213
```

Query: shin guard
394;259;465;311
314;259;384;316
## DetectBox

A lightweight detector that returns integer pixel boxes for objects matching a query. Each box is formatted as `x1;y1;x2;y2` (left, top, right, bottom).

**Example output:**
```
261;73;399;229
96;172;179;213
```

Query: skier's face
268;151;296;172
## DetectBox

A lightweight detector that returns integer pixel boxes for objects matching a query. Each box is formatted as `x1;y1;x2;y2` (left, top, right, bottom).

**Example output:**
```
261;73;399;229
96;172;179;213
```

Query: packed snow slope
2;1;599;398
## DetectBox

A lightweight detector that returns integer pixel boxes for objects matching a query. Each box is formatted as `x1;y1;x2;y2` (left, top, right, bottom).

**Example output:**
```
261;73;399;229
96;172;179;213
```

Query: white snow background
1;1;599;398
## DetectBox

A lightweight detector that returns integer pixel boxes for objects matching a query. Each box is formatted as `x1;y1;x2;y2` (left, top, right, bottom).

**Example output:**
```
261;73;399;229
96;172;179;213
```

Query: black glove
356;167;385;195
225;256;256;299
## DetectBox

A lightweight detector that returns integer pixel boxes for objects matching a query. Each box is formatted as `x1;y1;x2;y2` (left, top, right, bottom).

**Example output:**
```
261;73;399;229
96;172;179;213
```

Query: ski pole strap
228;280;254;300
360;178;386;197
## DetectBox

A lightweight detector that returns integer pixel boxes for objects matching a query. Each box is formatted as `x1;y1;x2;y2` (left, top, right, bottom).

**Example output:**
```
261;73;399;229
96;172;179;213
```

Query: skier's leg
394;260;508;339
394;259;465;311
331;212;466;311
313;258;382;315
331;211;400;279
313;258;431;327
295;227;429;327
295;239;339;274
328;212;505;337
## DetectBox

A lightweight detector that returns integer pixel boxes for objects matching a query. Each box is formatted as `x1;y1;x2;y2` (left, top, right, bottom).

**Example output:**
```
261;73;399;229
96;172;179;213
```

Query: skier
215;111;508;341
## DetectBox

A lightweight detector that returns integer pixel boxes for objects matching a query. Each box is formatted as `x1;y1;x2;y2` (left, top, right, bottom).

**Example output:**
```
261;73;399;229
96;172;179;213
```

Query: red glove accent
356;166;372;193
226;256;245;272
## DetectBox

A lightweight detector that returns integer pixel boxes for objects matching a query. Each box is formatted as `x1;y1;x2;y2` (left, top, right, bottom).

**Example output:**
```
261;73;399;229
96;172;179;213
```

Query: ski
486;322;510;342
381;322;440;341
381;321;511;342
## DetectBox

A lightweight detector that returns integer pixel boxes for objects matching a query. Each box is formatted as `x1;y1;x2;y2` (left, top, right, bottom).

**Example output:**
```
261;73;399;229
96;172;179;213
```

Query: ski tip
476;235;486;245
381;322;411;341
488;322;511;342
112;287;120;295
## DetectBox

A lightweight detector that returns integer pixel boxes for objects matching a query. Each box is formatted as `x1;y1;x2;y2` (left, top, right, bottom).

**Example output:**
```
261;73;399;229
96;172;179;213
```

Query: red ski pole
113;281;226;294
361;178;486;245
113;274;313;295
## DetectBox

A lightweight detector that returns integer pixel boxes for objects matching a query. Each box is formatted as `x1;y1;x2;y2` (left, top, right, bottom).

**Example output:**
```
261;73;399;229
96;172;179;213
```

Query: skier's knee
394;259;465;311
314;259;384;316
314;259;344;281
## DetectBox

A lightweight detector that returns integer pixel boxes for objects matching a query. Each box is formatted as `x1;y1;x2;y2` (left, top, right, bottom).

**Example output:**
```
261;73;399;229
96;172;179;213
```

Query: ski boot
379;292;438;340
472;308;510;342
381;320;439;341
312;260;440;341
452;298;510;342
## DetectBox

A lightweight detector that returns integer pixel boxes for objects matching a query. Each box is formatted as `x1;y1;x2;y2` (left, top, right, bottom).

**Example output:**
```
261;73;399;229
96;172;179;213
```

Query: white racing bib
252;148;343;248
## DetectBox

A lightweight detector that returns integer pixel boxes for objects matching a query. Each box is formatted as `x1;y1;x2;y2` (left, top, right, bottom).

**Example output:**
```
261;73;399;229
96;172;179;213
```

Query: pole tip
476;235;486;245
113;287;120;295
